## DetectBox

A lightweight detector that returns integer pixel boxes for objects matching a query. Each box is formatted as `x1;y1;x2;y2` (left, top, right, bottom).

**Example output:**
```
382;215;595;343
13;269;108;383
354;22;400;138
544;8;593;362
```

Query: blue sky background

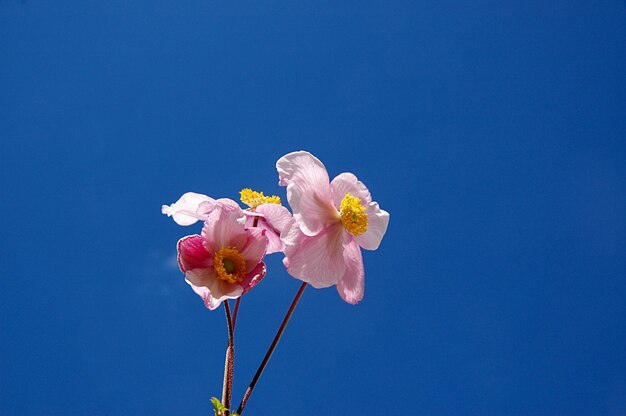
1;1;626;415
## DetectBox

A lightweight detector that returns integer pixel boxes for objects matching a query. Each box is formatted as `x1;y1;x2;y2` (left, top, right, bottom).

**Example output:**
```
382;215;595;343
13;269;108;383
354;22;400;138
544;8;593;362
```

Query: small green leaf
210;397;228;415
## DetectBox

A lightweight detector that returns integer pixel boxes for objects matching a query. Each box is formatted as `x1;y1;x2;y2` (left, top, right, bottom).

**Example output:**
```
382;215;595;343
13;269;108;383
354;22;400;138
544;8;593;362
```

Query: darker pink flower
277;151;389;304
171;201;268;310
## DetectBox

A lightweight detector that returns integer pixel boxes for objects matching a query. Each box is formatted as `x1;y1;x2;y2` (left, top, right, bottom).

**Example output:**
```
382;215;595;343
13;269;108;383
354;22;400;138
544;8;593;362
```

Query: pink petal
253;204;294;254
241;261;266;294
185;280;216;309
197;198;242;218
241;227;268;272
276;151;337;236
243;210;263;220
283;223;346;288
336;238;365;304
330;173;389;250
330;172;372;209
177;235;212;272
162;192;215;226
185;268;243;310
262;220;285;254
202;205;247;253
243;210;265;230
355;202;389;250
245;216;283;254
255;204;294;235
280;220;305;257
216;198;242;208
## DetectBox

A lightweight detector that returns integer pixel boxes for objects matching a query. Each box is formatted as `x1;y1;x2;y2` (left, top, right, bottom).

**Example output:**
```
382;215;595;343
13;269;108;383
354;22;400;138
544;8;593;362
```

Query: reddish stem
221;300;235;414
236;282;308;415
232;298;241;331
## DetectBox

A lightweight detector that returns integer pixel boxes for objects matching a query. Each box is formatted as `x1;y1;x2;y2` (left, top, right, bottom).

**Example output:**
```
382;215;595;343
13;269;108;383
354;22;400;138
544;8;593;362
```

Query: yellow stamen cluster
340;193;368;236
239;188;281;208
213;246;247;284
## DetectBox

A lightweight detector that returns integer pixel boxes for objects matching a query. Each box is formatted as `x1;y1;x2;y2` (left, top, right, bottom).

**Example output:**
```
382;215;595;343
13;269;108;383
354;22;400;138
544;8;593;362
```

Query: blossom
239;188;293;254
173;202;269;310
277;151;389;304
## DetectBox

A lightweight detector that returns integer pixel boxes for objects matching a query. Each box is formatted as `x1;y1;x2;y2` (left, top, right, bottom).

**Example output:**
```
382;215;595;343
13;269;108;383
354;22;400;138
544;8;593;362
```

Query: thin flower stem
232;298;241;331
222;300;235;415
236;282;308;415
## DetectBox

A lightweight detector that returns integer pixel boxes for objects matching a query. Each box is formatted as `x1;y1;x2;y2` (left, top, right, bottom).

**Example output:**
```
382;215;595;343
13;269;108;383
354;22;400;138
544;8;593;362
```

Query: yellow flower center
213;246;247;284
340;193;368;236
239;188;281;208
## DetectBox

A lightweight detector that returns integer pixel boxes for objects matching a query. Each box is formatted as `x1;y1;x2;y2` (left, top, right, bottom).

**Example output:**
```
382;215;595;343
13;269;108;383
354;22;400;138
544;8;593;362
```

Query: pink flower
277;151;389;304
173;201;269;310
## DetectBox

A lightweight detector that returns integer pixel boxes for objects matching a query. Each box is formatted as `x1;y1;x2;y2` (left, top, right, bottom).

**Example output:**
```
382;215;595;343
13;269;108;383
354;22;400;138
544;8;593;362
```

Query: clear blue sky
1;1;626;415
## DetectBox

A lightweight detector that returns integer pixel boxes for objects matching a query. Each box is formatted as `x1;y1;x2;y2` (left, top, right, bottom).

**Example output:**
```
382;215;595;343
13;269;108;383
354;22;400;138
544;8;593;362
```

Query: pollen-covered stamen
239;188;281;209
213;246;247;284
340;193;368;236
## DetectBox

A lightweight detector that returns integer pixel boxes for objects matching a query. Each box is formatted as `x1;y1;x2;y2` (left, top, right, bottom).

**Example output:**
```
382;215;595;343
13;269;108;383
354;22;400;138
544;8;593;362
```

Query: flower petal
336;238;365;304
185;268;243;310
252;204;294;254
276;151;337;236
241;261;266;294
330;173;389;250
245;217;283;254
280;219;305;252
202;205;247;253
264;220;284;254
162;192;215;226
283;223;346;288
241;227;268;272
197;198;242;218
216;198;242;208
355;202;389;250
185;279;216;309
330;172;372;209
177;235;212;272
255;204;294;235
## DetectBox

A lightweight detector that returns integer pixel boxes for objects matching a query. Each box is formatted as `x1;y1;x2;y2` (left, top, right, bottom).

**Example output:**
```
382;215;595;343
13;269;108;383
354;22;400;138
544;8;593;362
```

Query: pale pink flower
277;151;389;304
173;202;268;310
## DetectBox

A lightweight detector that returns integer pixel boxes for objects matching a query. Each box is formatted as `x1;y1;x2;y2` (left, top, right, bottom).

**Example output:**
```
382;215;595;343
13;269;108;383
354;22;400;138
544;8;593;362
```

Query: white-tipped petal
162;192;216;226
